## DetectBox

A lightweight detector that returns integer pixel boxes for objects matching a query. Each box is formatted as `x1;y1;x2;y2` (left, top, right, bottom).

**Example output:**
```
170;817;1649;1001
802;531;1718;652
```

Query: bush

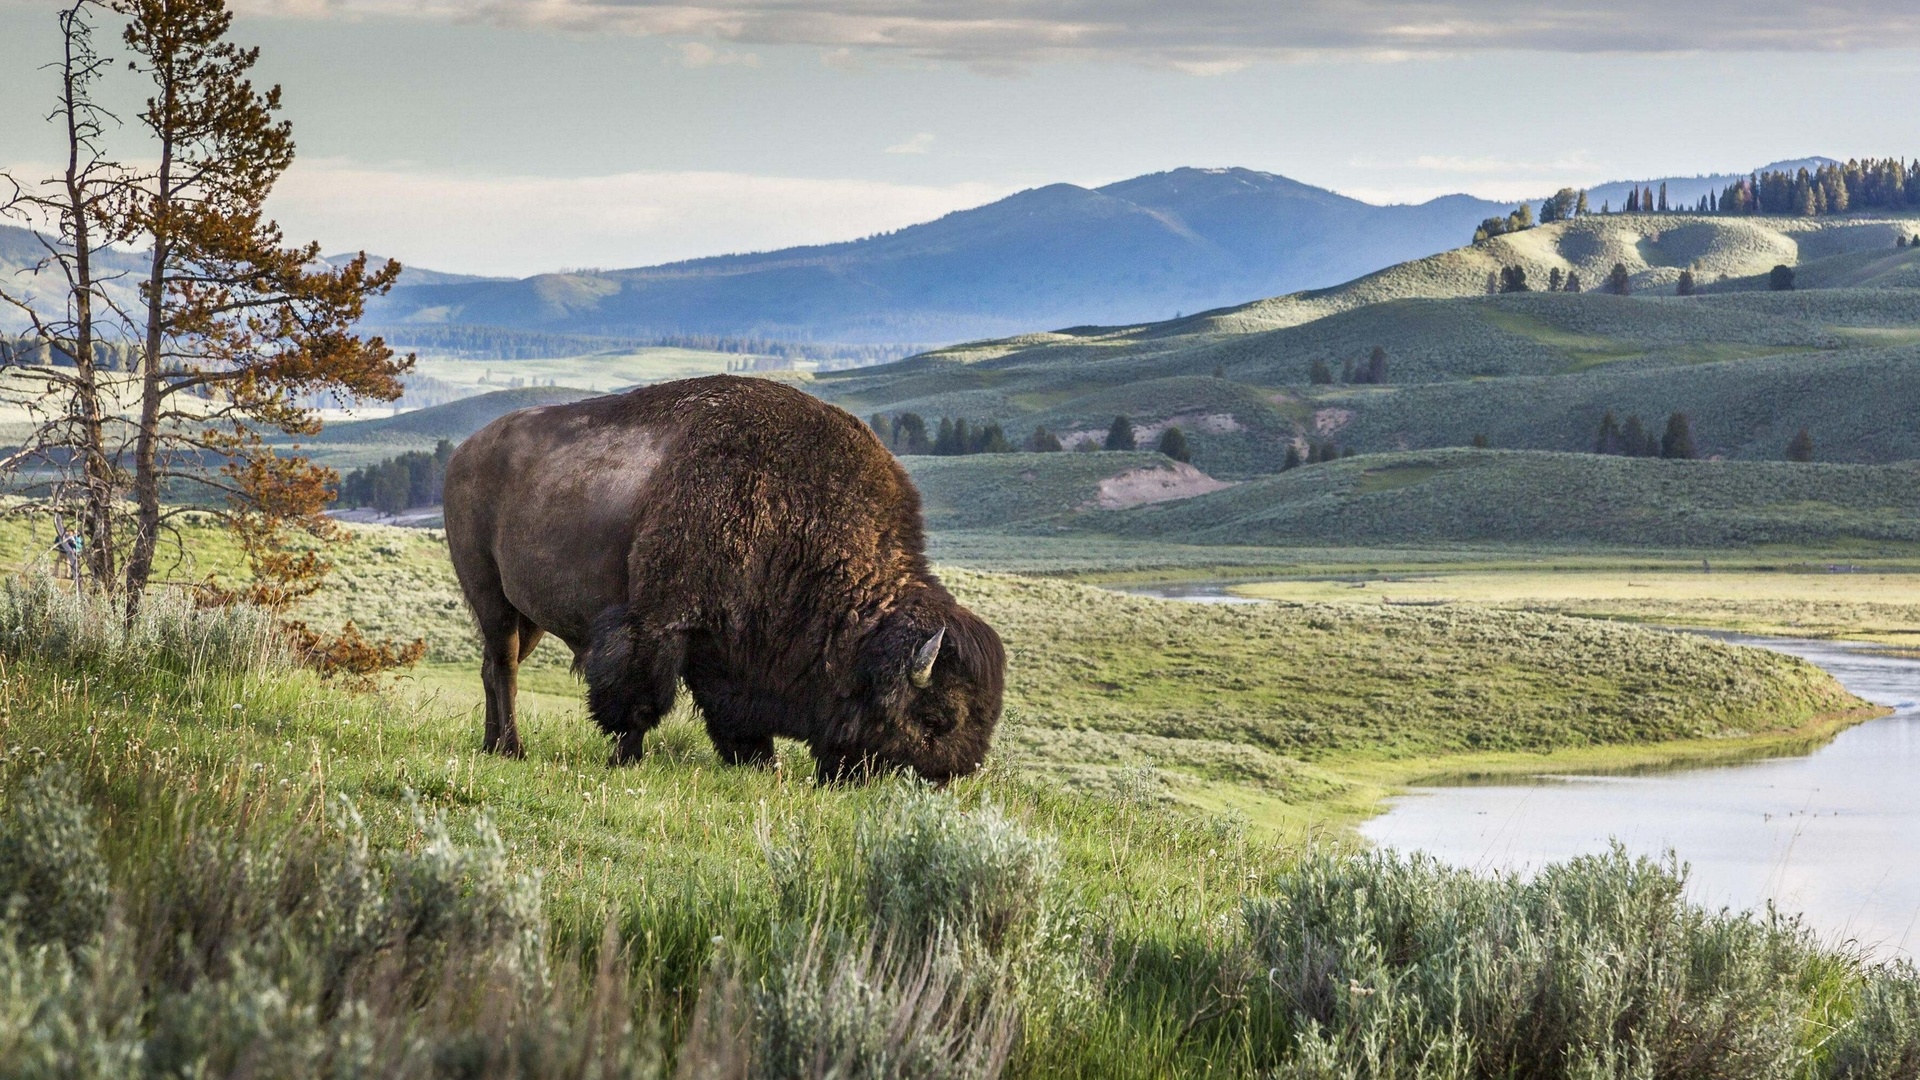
0;766;109;951
1104;415;1136;452
861;785;1054;953
742;925;1017;1080
1247;846;1823;1078
1770;263;1796;290
1157;426;1191;463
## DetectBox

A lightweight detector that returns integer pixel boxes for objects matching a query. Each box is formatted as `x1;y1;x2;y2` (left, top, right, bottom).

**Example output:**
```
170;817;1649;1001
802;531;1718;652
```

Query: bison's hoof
484;735;525;758
610;730;647;767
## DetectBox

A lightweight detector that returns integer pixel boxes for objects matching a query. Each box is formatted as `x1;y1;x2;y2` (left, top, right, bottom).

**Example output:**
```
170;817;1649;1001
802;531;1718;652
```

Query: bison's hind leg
583;606;685;766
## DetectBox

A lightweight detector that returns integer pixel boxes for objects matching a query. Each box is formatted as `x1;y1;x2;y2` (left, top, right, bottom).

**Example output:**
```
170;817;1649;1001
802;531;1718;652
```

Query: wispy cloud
676;41;760;67
260;160;1009;276
885;132;935;155
227;0;1920;64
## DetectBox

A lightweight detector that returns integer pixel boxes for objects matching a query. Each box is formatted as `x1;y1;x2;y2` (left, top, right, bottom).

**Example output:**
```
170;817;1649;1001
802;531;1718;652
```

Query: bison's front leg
583;607;685;765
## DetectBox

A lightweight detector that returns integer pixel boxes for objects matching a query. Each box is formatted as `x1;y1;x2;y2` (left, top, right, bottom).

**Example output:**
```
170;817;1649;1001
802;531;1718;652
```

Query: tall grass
0;576;284;680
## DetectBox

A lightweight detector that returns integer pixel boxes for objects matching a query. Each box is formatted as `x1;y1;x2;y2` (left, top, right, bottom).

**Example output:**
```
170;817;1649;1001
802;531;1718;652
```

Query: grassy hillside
806;214;1920;473
1;578;1909;1078
1082;449;1920;551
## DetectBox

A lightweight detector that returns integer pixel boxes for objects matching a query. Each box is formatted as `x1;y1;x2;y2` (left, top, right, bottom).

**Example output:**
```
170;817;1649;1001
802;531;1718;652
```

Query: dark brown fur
442;375;1004;781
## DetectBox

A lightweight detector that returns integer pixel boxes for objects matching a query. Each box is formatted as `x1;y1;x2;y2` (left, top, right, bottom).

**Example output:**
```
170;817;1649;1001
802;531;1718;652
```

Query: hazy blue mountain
363;168;1512;345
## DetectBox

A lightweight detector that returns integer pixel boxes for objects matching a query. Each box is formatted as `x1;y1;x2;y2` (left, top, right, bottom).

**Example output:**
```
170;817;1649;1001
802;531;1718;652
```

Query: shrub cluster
1246;845;1920;1078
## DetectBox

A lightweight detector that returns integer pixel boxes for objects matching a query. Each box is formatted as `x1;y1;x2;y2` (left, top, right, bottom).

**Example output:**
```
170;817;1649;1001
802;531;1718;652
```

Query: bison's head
822;594;1005;784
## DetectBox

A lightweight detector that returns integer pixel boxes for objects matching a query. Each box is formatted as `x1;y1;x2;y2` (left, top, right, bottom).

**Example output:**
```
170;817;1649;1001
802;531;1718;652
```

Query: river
1362;635;1920;956
1120;584;1920;956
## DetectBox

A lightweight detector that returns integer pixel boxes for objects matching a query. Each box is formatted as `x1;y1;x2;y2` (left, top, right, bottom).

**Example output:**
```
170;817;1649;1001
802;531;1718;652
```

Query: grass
1085;449;1920;551
0;571;1913;1077
1233;567;1920;646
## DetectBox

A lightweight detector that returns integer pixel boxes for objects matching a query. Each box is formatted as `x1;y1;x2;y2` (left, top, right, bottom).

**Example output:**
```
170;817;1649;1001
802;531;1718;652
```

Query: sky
4;0;1920;276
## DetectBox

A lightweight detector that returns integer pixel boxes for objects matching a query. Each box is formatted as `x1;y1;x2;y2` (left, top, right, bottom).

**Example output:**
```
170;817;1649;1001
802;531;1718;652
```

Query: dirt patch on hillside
1313;408;1355;436
1090;462;1234;510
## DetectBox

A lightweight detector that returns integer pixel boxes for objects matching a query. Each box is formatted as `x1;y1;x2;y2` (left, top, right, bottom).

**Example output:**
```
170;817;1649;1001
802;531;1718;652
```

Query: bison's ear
909;627;945;689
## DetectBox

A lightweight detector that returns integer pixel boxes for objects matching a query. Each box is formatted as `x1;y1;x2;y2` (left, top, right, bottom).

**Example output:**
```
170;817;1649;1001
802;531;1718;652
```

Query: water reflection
1362;635;1920;957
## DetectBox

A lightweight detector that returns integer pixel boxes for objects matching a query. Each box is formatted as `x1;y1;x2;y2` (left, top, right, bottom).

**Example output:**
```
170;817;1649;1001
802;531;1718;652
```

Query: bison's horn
909;627;945;689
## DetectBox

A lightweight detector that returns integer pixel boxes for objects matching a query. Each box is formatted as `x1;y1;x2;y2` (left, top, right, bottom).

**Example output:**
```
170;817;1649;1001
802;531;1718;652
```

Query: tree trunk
57;5;115;592
124;110;173;617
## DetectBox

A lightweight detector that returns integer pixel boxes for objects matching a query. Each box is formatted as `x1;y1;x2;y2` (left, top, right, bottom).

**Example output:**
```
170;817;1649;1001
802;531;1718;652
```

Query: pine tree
1575;190;1590;215
1595;410;1622;454
1027;426;1063;452
1485;270;1499;295
1470;433;1490;449
974;422;1011;454
934;416;957;455
1341;357;1356;383
1620;414;1651;456
1564;271;1582;293
1658;182;1668;212
1157;426;1191;463
1282;444;1302;470
950;418;971;454
1548;267;1564;292
1660;412;1696;460
1366;346;1388;384
894;412;930;454
869;413;894;447
1606;263;1632;295
115;0;409;612
1786;428;1814;462
1627;188;1639;212
1769;264;1795;291
1104;414;1135;451
1499;265;1530;293
1676;269;1696;296
1309;358;1334;385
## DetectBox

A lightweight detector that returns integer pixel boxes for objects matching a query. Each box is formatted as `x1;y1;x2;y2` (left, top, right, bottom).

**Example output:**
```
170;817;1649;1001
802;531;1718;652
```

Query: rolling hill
361;169;1509;346
892;448;1920;552
810;212;1920;474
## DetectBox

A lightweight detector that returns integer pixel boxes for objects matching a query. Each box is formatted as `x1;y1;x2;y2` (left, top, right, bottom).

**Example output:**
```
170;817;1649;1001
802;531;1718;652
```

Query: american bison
442;375;1005;781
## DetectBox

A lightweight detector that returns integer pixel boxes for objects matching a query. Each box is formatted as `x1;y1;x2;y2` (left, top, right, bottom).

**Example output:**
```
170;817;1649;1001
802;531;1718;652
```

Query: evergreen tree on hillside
1786;428;1815;462
951;418;972;454
972;422;1011;453
869;413;893;447
1900;235;1909;248
1565;271;1582;293
1027;425;1063;452
1676;270;1696;296
1309;358;1334;385
1770;264;1795;291
1499;266;1530;293
1626;189;1639;212
894;412;930;454
1157;426;1191;463
1594;410;1622;454
1661;413;1696;460
1366;346;1389;384
1658;182;1669;212
1470;433;1490;449
1619;414;1654;457
1576;190;1590;215
1548;268;1564;292
1606;263;1632;295
934;417;958;455
1341;357;1357;383
1486;271;1499;294
1105;415;1136;451
1282;444;1302;470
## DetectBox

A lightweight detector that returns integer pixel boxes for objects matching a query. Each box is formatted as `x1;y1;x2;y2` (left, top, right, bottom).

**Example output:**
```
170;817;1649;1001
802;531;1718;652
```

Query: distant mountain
323;253;505;289
362;168;1513;346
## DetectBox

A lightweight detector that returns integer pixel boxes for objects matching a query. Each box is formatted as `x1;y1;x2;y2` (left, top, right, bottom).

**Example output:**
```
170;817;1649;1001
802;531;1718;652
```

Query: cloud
884;132;935;155
260;160;1009;276
676;41;760;67
226;0;1920;63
